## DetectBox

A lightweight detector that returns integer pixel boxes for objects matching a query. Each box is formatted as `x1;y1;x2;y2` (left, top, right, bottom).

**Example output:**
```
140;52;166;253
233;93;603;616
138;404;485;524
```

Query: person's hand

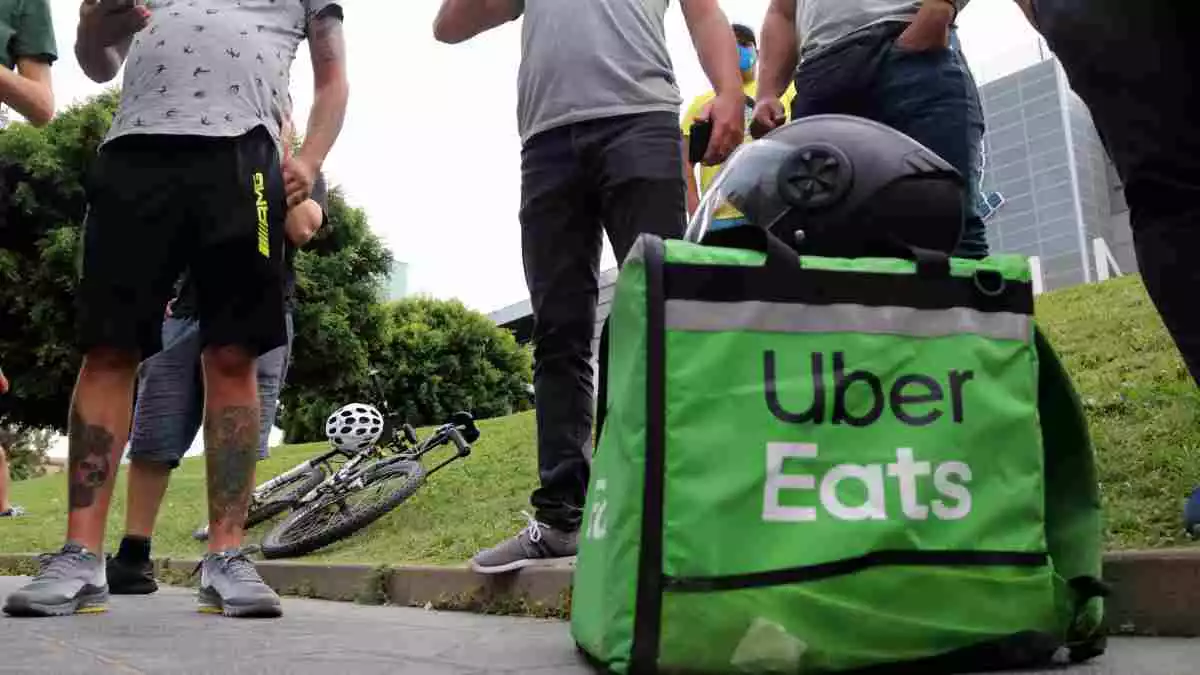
164;300;174;318
283;156;318;209
0;368;9;395
700;89;744;166
80;0;151;49
895;1;954;53
750;97;786;139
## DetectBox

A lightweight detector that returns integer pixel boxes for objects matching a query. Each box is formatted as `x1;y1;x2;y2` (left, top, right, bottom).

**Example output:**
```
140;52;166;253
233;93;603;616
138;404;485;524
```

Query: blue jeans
127;312;295;468
791;23;988;257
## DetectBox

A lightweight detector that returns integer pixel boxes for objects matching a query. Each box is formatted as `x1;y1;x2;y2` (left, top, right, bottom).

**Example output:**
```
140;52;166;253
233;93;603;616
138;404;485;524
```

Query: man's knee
81;347;140;379
202;345;257;388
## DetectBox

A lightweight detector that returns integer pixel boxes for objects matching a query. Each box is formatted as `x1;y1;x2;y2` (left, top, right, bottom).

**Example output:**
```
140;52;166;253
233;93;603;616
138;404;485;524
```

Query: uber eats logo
760;351;975;522
763;444;972;522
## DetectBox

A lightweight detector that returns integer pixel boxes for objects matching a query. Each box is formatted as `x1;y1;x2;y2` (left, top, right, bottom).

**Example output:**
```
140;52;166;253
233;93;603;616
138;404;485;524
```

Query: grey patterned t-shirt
106;0;342;148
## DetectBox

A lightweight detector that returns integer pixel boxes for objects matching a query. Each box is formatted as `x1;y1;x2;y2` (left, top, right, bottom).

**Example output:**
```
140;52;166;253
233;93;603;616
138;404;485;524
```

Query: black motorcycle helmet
685;115;966;258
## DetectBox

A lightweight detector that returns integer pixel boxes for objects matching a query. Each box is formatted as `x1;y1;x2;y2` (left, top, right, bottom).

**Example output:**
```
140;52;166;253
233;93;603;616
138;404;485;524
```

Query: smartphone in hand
688;119;713;165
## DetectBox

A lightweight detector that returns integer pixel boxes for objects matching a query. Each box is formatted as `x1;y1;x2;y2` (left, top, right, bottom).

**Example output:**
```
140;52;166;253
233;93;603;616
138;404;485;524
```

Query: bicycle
192;370;478;552
257;410;478;558
189;420;417;542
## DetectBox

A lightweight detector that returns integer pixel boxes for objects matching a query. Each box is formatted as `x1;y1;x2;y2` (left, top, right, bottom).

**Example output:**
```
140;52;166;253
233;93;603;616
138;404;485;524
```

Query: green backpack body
572;234;1106;674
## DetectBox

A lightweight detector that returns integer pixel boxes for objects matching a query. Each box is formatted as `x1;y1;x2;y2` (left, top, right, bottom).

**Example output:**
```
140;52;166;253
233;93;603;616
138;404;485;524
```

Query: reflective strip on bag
665;300;1032;342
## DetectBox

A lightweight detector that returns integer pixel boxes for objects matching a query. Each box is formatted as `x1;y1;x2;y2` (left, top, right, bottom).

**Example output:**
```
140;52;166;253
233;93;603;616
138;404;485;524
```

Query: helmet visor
684;138;796;243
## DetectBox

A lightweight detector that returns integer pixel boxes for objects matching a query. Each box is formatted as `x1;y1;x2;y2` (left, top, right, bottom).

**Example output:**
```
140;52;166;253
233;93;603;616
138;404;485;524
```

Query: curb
0;553;573;618
4;550;1198;632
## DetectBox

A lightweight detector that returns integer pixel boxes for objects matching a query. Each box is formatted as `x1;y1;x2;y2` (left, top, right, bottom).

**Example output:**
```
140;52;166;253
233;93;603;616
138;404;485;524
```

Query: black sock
117;535;152;563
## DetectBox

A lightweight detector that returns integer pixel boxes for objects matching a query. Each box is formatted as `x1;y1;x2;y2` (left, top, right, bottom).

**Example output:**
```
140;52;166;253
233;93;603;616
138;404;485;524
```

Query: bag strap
594;318;610;451
1035;326;1108;657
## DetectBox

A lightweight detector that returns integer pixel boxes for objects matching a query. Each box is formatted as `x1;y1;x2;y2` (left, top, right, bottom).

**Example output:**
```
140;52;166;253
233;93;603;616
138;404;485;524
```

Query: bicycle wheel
259;460;426;559
192;463;327;541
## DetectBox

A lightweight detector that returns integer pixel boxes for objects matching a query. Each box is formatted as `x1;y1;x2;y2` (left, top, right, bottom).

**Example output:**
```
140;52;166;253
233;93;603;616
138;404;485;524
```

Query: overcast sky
37;0;1048;314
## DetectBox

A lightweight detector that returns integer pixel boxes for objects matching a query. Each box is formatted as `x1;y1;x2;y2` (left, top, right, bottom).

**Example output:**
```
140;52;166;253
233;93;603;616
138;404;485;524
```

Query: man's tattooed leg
68;407;115;511
205;406;258;540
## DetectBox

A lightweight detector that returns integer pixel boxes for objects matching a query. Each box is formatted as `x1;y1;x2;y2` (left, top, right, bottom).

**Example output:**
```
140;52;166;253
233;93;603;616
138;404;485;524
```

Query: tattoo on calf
205;406;259;531
68;408;115;511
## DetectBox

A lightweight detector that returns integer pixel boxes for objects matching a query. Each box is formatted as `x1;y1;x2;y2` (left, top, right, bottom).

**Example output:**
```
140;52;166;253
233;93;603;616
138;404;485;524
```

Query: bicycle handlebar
447;425;472;456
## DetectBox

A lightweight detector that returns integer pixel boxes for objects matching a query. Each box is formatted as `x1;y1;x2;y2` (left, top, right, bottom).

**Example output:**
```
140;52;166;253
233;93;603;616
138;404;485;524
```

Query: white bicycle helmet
325;403;385;452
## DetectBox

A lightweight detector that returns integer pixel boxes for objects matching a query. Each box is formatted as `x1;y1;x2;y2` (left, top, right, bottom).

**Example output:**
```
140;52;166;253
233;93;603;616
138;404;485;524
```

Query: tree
375;297;533;427
0;425;53;481
0;90;119;430
277;188;393;442
0;91;395;440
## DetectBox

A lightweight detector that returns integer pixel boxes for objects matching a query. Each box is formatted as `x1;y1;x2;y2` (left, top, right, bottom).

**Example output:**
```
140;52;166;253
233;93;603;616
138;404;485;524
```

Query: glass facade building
978;58;1136;291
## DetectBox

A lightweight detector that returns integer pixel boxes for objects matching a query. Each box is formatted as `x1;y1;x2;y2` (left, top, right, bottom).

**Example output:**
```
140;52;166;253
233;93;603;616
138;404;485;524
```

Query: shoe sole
2;586;109;618
197;586;283;619
470;555;577;575
107;581;158;596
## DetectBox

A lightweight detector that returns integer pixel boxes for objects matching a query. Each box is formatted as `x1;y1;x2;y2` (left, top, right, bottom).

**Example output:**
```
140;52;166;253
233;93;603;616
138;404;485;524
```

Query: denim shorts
126;312;294;469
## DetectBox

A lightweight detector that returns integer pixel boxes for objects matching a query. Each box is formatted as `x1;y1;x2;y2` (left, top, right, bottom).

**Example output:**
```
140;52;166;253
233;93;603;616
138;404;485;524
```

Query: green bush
0;425;53;481
281;297;533;443
376;297;533;427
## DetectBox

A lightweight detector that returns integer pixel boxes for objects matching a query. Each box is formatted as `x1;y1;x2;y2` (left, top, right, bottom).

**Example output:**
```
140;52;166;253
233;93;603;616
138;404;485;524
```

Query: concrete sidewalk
1;578;1197;675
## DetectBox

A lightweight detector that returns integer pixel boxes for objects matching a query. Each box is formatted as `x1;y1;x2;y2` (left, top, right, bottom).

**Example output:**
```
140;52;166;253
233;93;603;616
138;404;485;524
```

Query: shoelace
520;510;546;544
36;548;90;580
190;545;264;582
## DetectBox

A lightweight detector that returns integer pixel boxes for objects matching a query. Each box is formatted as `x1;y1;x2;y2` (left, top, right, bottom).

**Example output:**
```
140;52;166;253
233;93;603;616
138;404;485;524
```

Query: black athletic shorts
77;125;288;358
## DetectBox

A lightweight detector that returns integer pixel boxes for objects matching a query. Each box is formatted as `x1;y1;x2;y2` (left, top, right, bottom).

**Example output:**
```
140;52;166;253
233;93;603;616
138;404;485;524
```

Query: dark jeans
520;112;686;531
1034;0;1200;384
790;23;988;258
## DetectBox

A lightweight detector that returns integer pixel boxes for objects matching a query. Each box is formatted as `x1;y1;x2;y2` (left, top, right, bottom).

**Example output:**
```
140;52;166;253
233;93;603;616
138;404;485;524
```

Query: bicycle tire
259;460;427;559
192;463;327;541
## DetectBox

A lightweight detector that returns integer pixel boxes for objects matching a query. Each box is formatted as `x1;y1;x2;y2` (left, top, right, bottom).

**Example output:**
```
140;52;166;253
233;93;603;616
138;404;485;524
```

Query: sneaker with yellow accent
197;549;282;618
2;543;108;617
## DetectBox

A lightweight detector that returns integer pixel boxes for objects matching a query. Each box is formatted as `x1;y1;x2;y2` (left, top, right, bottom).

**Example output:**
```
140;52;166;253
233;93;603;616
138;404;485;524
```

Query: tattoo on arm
308;15;346;69
205;406;259;531
68;408;115;511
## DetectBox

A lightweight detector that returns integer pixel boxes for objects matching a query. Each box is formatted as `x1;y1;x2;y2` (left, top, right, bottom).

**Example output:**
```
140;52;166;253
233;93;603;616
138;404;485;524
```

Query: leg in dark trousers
470;112;685;574
527;111;686;531
1034;0;1200;383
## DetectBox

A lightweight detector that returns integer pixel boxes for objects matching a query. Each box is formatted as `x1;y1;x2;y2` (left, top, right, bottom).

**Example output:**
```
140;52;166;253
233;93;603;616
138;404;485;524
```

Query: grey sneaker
0;505;25;517
197;549;282;618
2;543;108;617
469;511;578;574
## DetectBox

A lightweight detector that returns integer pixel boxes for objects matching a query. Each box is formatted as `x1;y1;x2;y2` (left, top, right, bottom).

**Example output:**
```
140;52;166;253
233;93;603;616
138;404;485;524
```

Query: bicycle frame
252;447;349;501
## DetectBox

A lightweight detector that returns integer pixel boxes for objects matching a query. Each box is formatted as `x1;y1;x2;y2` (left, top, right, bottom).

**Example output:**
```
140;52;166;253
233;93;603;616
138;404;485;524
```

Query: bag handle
702;226;953;277
701;225;800;272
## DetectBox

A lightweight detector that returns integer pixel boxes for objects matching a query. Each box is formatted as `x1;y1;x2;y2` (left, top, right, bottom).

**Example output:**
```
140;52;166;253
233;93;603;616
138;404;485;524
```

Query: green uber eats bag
571;232;1107;674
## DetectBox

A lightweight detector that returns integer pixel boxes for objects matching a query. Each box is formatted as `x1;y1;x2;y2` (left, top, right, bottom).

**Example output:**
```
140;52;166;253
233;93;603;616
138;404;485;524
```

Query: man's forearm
298;16;349;168
758;0;798;99
296;80;348;169
433;0;523;44
0;65;53;126
74;31;130;83
682;0;742;97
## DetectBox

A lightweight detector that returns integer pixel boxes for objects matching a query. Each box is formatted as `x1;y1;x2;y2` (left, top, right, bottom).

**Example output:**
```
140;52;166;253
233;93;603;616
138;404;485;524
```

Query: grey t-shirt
796;0;970;60
106;0;342;149
518;0;681;143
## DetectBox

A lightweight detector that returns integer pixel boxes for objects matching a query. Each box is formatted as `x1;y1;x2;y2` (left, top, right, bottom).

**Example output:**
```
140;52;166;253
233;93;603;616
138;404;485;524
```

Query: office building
977;58;1135;291
384;260;409;302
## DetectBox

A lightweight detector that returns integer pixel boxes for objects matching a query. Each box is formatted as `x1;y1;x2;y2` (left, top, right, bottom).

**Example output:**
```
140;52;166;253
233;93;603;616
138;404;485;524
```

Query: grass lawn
2;274;1198;565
